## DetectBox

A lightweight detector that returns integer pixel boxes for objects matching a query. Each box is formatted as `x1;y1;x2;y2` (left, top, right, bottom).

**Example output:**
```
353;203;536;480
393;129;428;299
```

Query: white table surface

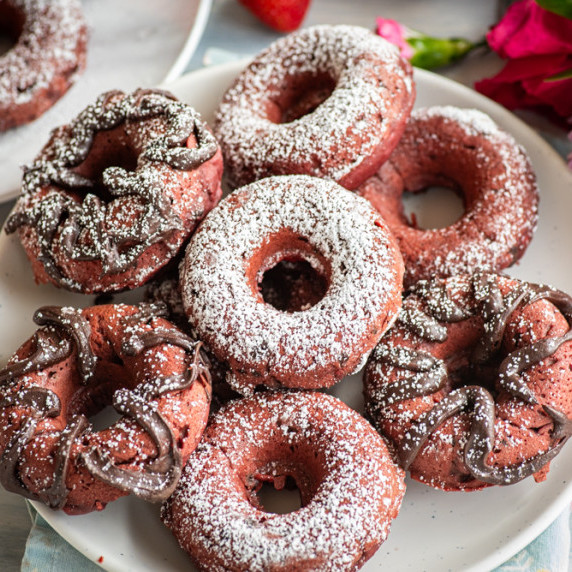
0;1;570;570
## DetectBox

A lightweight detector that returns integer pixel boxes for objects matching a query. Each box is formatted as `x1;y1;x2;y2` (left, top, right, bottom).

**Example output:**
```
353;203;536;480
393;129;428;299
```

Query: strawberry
238;0;311;33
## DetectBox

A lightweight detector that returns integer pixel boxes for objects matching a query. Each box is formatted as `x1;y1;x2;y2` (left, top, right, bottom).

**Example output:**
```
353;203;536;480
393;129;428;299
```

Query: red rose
475;0;572;124
487;0;572;58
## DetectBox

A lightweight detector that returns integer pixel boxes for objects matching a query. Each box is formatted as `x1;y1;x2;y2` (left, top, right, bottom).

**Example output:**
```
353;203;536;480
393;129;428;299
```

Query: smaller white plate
0;0;212;202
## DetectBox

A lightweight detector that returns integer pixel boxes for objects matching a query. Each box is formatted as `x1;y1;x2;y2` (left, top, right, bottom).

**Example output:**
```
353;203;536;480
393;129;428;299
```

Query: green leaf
535;0;572;19
545;67;572;81
407;37;480;69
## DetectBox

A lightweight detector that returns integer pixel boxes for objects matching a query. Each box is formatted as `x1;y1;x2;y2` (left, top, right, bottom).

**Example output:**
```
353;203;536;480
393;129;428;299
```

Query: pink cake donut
0;0;87;131
180;175;404;395
214;25;415;189
161;391;406;571
357;106;538;287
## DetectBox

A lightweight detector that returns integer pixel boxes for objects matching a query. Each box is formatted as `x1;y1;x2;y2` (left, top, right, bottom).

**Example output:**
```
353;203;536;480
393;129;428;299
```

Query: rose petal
475;55;572;121
522;75;572;117
480;54;569;82
475;75;542;111
376;17;414;59
488;0;572;59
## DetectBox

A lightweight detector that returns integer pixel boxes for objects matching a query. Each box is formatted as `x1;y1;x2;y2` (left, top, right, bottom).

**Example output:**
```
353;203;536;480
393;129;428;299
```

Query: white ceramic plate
0;0;212;202
0;62;570;571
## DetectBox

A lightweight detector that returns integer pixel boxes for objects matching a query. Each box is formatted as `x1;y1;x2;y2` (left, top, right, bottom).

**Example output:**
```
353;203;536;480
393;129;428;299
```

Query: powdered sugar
161;391;405;571
180;175;403;394
417;106;500;137
359;105;538;287
214;25;414;188
0;0;87;127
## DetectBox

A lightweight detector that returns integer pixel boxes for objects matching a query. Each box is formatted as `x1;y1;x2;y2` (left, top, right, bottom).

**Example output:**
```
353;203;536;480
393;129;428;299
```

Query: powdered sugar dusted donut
0;0;87;131
357;106;538;287
364;273;572;491
214;25;415;190
180;175;404;394
6;89;223;293
161;391;406;571
0;303;211;514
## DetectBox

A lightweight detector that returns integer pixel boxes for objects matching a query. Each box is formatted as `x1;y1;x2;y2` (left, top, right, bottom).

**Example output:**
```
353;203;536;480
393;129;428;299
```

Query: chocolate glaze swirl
0;303;211;508
373;273;572;486
80;304;211;501
5;89;218;289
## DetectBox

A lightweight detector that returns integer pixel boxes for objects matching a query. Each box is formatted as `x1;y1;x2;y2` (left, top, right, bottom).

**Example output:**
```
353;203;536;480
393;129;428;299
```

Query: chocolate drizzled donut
6;88;223;293
0;303;211;514
364;273;572;490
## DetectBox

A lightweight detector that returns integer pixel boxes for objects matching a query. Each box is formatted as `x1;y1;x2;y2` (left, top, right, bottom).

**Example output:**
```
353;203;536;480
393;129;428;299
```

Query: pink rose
475;0;572;125
376;18;414;59
375;17;479;69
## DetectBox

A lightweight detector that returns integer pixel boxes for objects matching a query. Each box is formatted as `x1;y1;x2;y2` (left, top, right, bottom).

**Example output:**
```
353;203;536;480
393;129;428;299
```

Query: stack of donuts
1;23;571;572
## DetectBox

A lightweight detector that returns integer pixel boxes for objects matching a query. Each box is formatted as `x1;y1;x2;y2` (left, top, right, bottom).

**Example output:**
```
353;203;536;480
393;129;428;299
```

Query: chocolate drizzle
5;89;218;289
0;329;70;385
0;387;69;507
33;306;96;384
0;303;211;509
0;306;94;506
79;303;211;502
370;344;447;406
373;273;572;485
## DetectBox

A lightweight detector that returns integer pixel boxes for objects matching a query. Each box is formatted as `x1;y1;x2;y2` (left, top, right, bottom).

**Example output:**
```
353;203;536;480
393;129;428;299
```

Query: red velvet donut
364;273;572;491
180;175;404;395
6;88;223;293
0;0;87;131
161;391;405;571
0;303;211;514
357;106;538;288
214;25;415;190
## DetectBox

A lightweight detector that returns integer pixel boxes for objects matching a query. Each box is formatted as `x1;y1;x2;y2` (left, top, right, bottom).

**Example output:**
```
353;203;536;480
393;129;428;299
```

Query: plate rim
162;0;213;84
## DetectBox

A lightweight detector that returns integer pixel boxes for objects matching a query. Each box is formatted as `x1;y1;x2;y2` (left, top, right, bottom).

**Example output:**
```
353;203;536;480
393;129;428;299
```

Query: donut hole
275;73;336;124
448;362;500;397
70;128;139;201
252;231;331;312
0;3;23;55
255;475;303;514
402;185;465;230
88;404;122;431
441;319;502;396
260;258;329;312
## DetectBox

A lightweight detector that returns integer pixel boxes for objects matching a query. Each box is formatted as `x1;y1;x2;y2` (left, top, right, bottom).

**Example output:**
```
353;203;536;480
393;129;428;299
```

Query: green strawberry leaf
535;0;572;19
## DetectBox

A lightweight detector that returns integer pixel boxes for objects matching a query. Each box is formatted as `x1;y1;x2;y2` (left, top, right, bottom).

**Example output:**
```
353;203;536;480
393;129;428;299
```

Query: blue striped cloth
21;504;571;571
